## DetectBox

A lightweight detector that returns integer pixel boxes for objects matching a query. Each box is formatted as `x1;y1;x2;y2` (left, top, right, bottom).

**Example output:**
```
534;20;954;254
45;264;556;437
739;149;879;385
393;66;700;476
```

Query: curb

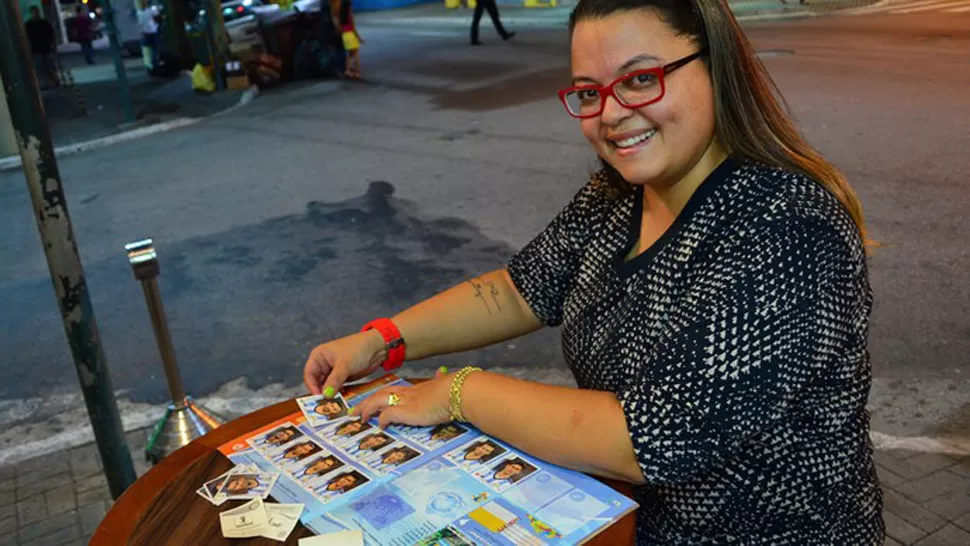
0;86;260;174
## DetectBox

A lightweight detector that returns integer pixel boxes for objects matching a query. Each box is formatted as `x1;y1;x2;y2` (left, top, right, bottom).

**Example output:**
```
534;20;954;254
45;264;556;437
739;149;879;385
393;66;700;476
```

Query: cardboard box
227;74;252;91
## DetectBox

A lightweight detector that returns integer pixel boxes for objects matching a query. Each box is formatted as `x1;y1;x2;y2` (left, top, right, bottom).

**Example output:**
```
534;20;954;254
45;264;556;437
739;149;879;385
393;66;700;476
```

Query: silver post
126;238;225;463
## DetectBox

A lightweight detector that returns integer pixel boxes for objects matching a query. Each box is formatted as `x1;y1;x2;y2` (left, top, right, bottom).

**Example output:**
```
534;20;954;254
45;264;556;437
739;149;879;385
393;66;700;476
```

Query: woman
303;0;884;543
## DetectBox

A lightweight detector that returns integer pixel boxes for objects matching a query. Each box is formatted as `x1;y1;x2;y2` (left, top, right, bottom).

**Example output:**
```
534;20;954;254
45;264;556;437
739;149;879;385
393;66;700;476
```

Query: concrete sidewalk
0;430;967;545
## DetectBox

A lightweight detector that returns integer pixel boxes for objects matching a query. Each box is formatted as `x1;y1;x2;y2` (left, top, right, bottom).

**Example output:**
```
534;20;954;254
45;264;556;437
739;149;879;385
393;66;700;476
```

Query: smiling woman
302;0;884;544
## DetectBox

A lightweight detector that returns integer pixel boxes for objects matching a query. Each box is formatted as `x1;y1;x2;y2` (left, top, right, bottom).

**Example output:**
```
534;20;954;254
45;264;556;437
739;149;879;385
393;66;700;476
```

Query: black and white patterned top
507;156;884;544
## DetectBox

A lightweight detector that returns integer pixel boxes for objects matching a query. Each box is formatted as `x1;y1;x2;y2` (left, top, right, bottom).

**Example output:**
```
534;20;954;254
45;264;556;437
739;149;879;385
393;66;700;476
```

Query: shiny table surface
92;379;636;545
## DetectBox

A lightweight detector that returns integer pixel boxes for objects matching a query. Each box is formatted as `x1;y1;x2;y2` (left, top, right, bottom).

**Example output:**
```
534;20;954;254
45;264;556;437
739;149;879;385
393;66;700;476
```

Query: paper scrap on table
219;498;306;541
220;498;269;538
262;503;305;541
299;530;364;546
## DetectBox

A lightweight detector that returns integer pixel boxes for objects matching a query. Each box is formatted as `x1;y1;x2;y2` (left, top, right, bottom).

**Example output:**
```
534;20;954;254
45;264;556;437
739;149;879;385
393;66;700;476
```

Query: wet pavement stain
0;181;567;406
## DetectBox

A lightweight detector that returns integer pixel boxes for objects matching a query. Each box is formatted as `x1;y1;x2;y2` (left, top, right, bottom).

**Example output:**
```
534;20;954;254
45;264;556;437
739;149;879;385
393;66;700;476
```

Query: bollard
125;239;225;464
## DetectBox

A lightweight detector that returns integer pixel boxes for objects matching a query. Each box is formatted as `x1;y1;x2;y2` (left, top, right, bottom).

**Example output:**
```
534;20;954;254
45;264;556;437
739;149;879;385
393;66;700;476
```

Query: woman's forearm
460;371;645;484
391;269;542;361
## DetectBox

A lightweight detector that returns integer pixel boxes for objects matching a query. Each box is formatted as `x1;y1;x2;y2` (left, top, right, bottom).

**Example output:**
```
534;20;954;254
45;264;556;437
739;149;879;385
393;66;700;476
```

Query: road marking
0;117;200;172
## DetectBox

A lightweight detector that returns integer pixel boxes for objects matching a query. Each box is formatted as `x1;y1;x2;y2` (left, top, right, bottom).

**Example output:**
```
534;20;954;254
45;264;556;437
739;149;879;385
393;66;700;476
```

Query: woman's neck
651;139;729;218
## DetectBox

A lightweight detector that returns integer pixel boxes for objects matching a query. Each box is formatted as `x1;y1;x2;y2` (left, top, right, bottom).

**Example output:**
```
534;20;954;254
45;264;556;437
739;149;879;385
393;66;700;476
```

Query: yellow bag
191;63;216;93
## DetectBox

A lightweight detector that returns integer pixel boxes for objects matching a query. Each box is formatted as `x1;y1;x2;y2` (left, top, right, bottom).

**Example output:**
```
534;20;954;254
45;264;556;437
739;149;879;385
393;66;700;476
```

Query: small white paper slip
261;503;304;542
298;530;364;546
219;498;268;538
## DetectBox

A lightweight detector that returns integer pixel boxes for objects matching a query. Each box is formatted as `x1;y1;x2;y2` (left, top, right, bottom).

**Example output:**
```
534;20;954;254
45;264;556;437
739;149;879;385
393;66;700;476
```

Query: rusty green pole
0;0;136;499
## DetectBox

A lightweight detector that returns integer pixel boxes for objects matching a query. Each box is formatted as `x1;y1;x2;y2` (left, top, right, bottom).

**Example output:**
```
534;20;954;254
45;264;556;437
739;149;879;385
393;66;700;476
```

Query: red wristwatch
361;318;406;371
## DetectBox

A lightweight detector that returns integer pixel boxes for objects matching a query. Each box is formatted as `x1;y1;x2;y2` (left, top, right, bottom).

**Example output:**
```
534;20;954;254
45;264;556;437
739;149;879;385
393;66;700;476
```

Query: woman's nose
600;93;633;125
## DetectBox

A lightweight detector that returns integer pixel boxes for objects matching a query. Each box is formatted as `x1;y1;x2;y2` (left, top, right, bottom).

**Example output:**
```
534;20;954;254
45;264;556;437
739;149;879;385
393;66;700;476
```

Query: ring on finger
388;393;402;407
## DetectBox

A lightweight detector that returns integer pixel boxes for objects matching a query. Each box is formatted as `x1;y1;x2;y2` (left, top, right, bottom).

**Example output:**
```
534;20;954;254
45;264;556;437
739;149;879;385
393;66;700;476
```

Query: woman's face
570;10;718;188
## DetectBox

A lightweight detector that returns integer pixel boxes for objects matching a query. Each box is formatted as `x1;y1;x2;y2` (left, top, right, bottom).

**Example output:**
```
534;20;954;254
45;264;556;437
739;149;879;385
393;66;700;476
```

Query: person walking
136;0;159;70
24;5;60;88
338;0;364;79
470;0;515;46
74;6;97;65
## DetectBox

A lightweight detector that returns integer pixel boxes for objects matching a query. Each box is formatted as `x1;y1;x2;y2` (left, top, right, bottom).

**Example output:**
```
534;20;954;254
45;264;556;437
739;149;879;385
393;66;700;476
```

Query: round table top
92;382;636;545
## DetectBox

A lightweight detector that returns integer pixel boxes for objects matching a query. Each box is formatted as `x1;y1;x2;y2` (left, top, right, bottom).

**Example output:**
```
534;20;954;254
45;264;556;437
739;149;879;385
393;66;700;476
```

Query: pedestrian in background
136;0;159;70
74;5;97;65
338;0;364;79
470;0;515;46
24;5;59;88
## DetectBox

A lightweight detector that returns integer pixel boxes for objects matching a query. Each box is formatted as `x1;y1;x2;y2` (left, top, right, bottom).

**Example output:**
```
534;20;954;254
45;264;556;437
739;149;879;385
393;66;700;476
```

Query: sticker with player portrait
266;438;325;470
297;393;351;428
471;455;539;494
309;469;370;504
404;423;470;450
444;437;507;471
213;469;280;502
361;442;422;474
339;431;395;459
247;423;305;455
323;418;376;447
292;453;347;485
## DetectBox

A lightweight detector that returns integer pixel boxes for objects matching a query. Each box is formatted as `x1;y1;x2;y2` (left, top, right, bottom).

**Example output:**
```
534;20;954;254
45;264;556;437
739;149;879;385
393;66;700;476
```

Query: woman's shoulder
711;159;865;260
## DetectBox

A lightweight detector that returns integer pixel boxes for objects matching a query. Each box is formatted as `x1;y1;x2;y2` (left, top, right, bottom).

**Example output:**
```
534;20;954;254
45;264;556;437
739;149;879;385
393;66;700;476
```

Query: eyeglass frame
557;49;708;119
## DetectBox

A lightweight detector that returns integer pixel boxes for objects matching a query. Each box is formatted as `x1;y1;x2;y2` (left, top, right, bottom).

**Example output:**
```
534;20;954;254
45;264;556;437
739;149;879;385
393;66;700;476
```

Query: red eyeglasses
558;50;706;119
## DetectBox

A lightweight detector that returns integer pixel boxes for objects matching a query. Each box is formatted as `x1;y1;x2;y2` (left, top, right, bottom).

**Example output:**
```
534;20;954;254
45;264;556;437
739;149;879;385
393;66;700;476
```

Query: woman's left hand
353;368;453;429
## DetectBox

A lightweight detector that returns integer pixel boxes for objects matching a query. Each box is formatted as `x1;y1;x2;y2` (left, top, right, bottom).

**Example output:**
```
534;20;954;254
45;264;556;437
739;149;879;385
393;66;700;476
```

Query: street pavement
1;3;969;544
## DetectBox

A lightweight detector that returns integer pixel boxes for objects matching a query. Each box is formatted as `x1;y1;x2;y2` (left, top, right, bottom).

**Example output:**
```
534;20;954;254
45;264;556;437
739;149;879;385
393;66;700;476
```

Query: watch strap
361;318;406;371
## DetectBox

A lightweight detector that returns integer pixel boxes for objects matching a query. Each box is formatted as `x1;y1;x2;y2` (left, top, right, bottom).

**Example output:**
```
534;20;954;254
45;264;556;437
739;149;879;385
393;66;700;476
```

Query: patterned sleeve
506;173;613;327
617;214;869;485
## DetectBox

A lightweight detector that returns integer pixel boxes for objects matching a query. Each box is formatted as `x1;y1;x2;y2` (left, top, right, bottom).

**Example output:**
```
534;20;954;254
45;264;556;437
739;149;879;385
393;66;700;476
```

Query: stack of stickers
196;463;280;506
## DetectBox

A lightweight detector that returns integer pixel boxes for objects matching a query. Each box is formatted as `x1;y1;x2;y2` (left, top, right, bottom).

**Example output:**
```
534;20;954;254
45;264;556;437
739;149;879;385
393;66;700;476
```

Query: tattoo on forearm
485;280;502;313
467;277;503;315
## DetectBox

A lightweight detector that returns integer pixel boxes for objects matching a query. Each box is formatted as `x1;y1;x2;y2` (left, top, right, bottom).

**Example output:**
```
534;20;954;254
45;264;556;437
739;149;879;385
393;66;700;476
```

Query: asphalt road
1;7;968;462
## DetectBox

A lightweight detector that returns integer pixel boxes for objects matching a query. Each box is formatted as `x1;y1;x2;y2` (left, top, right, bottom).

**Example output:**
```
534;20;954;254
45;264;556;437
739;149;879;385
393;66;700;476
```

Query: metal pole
125;241;187;407
204;0;226;91
125;239;225;464
100;0;135;122
0;0;135;499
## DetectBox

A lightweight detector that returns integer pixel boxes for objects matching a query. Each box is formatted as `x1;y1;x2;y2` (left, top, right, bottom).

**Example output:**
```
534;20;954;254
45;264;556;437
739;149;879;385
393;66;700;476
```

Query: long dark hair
569;0;868;245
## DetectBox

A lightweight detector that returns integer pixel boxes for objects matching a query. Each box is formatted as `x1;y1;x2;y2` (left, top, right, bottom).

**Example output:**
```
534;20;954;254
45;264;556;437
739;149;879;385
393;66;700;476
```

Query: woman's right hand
303;330;386;396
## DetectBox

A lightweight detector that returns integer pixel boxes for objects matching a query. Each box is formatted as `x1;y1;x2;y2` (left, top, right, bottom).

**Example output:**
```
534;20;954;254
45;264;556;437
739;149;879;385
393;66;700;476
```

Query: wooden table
92;381;636;545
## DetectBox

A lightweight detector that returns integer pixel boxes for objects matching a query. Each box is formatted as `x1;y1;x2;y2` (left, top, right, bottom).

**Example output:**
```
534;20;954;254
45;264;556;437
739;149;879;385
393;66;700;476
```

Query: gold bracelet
449;366;482;423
